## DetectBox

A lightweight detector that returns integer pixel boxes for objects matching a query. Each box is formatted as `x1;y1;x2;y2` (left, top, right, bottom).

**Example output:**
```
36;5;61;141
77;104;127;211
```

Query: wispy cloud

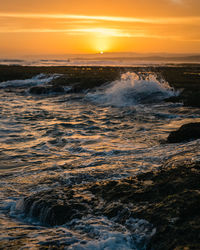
67;28;133;37
0;12;200;25
0;28;70;33
171;0;183;4
0;27;139;37
0;27;180;40
0;12;199;43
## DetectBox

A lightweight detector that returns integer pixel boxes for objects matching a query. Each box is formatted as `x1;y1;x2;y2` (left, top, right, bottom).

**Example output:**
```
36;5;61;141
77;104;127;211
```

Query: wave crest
87;72;177;107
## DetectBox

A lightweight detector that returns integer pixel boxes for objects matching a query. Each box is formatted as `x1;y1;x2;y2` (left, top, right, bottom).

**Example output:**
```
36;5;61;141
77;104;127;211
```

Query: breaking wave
0;73;60;88
87;72;177;107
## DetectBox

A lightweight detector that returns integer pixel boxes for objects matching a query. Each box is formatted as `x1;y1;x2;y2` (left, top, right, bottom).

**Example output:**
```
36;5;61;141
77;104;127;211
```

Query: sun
92;36;111;54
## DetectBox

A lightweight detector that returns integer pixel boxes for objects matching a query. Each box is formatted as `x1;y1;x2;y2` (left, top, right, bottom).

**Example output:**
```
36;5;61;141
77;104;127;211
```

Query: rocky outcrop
19;161;200;250
161;67;200;107
167;122;200;143
89;161;200;250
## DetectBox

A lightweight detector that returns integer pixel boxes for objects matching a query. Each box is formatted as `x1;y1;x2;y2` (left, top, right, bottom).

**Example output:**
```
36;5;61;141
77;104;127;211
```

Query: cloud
66;28;133;37
0;27;180;41
0;12;199;25
0;27;136;37
171;0;183;4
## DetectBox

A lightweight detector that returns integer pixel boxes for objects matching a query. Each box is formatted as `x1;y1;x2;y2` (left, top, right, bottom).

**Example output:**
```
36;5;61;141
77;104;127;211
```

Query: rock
88;162;200;250
50;85;65;93
19;160;200;249
29;86;48;95
167;122;200;143
183;91;200;107
29;85;65;95
21;188;95;226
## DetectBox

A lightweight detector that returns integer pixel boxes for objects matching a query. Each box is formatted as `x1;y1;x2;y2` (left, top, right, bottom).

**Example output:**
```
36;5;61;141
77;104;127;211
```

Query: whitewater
0;71;200;249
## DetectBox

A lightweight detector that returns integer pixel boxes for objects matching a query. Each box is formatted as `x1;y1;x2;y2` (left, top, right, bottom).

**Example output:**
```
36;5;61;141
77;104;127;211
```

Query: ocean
0;64;200;249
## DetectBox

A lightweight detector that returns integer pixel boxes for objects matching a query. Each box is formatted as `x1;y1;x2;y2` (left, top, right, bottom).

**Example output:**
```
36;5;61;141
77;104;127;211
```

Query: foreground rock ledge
20;161;200;250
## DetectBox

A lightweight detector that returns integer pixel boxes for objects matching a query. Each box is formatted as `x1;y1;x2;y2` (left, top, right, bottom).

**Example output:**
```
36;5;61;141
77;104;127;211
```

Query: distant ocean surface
0;65;200;249
0;55;199;67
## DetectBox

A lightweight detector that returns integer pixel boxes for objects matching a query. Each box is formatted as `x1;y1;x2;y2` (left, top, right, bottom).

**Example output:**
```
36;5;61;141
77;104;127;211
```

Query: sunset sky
0;0;200;56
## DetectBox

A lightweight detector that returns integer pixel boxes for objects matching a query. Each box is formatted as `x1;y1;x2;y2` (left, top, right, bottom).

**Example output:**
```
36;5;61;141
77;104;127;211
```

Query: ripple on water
0;72;200;248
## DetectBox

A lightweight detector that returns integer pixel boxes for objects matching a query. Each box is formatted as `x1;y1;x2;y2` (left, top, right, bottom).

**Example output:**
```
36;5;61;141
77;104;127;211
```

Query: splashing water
87;72;177;107
0;70;200;249
0;73;61;88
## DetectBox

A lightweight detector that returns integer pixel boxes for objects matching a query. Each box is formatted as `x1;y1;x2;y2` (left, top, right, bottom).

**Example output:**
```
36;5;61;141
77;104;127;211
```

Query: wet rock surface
167;122;200;143
20;161;200;250
22;188;96;226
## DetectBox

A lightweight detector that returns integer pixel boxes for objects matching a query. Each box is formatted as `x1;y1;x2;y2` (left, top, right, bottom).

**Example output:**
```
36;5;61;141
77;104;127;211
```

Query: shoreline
7;159;200;250
0;64;200;249
1;64;200;107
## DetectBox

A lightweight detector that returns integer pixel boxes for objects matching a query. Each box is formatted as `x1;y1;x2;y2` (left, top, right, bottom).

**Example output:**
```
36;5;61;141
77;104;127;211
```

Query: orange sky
0;0;200;56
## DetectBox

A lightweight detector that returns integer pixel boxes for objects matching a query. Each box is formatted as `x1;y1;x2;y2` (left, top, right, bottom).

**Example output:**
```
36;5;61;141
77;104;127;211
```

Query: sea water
0;70;200;249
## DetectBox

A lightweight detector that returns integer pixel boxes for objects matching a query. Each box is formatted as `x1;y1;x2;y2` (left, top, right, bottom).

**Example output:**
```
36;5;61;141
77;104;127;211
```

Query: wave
0;73;60;88
11;193;155;249
86;72;177;107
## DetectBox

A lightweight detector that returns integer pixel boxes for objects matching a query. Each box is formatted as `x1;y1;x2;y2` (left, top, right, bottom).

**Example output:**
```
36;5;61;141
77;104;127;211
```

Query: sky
0;0;200;56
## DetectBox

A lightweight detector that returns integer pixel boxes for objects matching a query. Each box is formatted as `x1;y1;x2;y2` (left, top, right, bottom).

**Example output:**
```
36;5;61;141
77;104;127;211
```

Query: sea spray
0;73;61;88
86;72;177;107
0;67;200;249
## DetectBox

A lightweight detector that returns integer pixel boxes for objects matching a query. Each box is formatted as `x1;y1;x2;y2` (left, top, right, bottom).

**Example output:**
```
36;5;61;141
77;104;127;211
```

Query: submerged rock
167;122;200;143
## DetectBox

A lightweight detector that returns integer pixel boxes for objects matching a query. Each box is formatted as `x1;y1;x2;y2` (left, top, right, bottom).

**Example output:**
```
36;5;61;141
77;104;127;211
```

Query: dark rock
88;162;200;250
164;95;181;103
29;85;65;95
167;122;200;143
21;188;94;226
50;85;65;93
183;91;200;107
29;86;48;95
20;161;200;249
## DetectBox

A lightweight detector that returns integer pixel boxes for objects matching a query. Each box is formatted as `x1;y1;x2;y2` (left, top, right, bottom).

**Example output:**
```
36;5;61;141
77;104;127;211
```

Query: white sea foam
65;216;155;250
4;198;155;249
0;73;60;88
87;72;177;107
